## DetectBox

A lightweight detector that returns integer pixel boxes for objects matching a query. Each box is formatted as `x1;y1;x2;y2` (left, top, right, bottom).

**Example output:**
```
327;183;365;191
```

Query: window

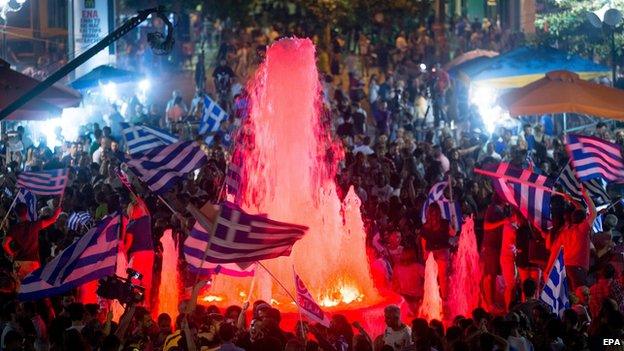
48;0;68;29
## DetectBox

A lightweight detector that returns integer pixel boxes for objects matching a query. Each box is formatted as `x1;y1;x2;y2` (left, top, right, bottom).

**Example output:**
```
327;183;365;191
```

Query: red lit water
449;217;482;318
419;253;442;322
206;38;382;314
157;229;180;319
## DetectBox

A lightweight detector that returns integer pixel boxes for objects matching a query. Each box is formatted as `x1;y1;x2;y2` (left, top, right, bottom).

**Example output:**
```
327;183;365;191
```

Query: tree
534;0;624;61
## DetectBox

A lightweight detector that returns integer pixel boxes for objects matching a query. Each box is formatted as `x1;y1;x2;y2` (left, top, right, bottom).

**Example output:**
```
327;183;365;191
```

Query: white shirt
508;336;533;351
92;147;104;164
369;82;380;104
436;153;450;173
383;325;412;351
353;145;374;156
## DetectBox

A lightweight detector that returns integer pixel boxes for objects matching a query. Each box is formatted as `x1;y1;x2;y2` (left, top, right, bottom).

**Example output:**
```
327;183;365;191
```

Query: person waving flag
421;181;462;231
475;162;556;232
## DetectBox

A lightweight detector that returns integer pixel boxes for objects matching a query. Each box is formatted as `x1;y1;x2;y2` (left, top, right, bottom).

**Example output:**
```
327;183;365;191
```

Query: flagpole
291;265;307;349
474;168;571;199
256;262;308;346
447;174;457;232
256;261;299;307
156;194;179;215
186;204;221;315
602;197;624;212
246;270;257;302
0;192;19;230
121;165;179;216
541;245;564;286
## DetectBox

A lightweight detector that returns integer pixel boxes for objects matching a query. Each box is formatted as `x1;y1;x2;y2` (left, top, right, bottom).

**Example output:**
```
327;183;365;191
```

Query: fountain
157;229;180;319
205;38;393;328
419;253;442;322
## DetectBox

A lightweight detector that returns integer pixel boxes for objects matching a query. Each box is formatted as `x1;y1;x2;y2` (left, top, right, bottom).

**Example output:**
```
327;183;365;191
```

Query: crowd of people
1;14;624;351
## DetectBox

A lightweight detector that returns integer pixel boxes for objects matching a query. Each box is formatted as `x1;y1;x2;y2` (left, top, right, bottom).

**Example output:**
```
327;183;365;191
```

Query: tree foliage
534;0;624;59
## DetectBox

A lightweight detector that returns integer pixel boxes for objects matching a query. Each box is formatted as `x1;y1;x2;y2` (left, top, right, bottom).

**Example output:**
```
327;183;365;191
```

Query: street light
0;0;28;60
0;0;27;22
588;5;623;86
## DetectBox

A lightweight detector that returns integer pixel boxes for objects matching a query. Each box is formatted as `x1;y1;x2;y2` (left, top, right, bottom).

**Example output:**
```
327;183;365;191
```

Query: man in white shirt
65;303;85;333
478;141;502;162
353;136;375;156
383;305;411;351
92;137;111;164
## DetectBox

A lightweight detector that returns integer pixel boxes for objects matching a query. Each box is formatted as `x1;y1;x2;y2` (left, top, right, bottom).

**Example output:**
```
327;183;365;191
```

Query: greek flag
17;169;69;196
183;220;256;276
540;247;570;317
183;201;308;264
421;181;463;231
477;163;554;232
225;149;243;201
127;141;208;195
199;95;227;143
18;214;121;300
16;189;37;221
567;134;624;183
294;269;331;327
121;122;178;155
68;211;92;231
593;214;603;233
557;162;611;207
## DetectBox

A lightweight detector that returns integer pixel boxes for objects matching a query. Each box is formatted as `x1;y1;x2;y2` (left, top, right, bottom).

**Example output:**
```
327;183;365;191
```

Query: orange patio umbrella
498;70;624;120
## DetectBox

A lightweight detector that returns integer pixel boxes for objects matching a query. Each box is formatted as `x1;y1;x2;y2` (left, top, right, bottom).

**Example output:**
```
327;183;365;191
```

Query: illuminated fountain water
448;217;481;318
207;38;383;316
157;229;180;319
419;253;442;322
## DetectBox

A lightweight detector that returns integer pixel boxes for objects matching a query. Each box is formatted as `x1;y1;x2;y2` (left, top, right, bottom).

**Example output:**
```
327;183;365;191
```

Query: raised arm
237;301;250;331
581;186;597;222
39;207;61;229
2;236;14;258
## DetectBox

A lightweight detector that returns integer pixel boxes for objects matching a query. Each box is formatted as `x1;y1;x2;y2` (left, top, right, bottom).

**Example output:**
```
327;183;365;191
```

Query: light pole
588;5;623;86
0;0;28;60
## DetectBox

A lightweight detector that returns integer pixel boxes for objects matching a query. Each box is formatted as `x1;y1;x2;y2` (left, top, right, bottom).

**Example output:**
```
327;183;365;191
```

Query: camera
96;268;145;305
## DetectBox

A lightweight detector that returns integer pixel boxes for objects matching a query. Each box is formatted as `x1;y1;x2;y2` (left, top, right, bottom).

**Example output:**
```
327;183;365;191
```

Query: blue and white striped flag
477;163;553;232
567;134;624;183
592;214;603;233
18;214;121;300
184;201;308;264
225;149;243;202
17;169;68;196
16;189;37;221
127;141;208;195
441;199;462;232
294;269;331;327
540;247;570;317
557;162;611;207
421;181;463;231
68;211;92;231
121;122;178;155
184;228;256;277
199;95;227;143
